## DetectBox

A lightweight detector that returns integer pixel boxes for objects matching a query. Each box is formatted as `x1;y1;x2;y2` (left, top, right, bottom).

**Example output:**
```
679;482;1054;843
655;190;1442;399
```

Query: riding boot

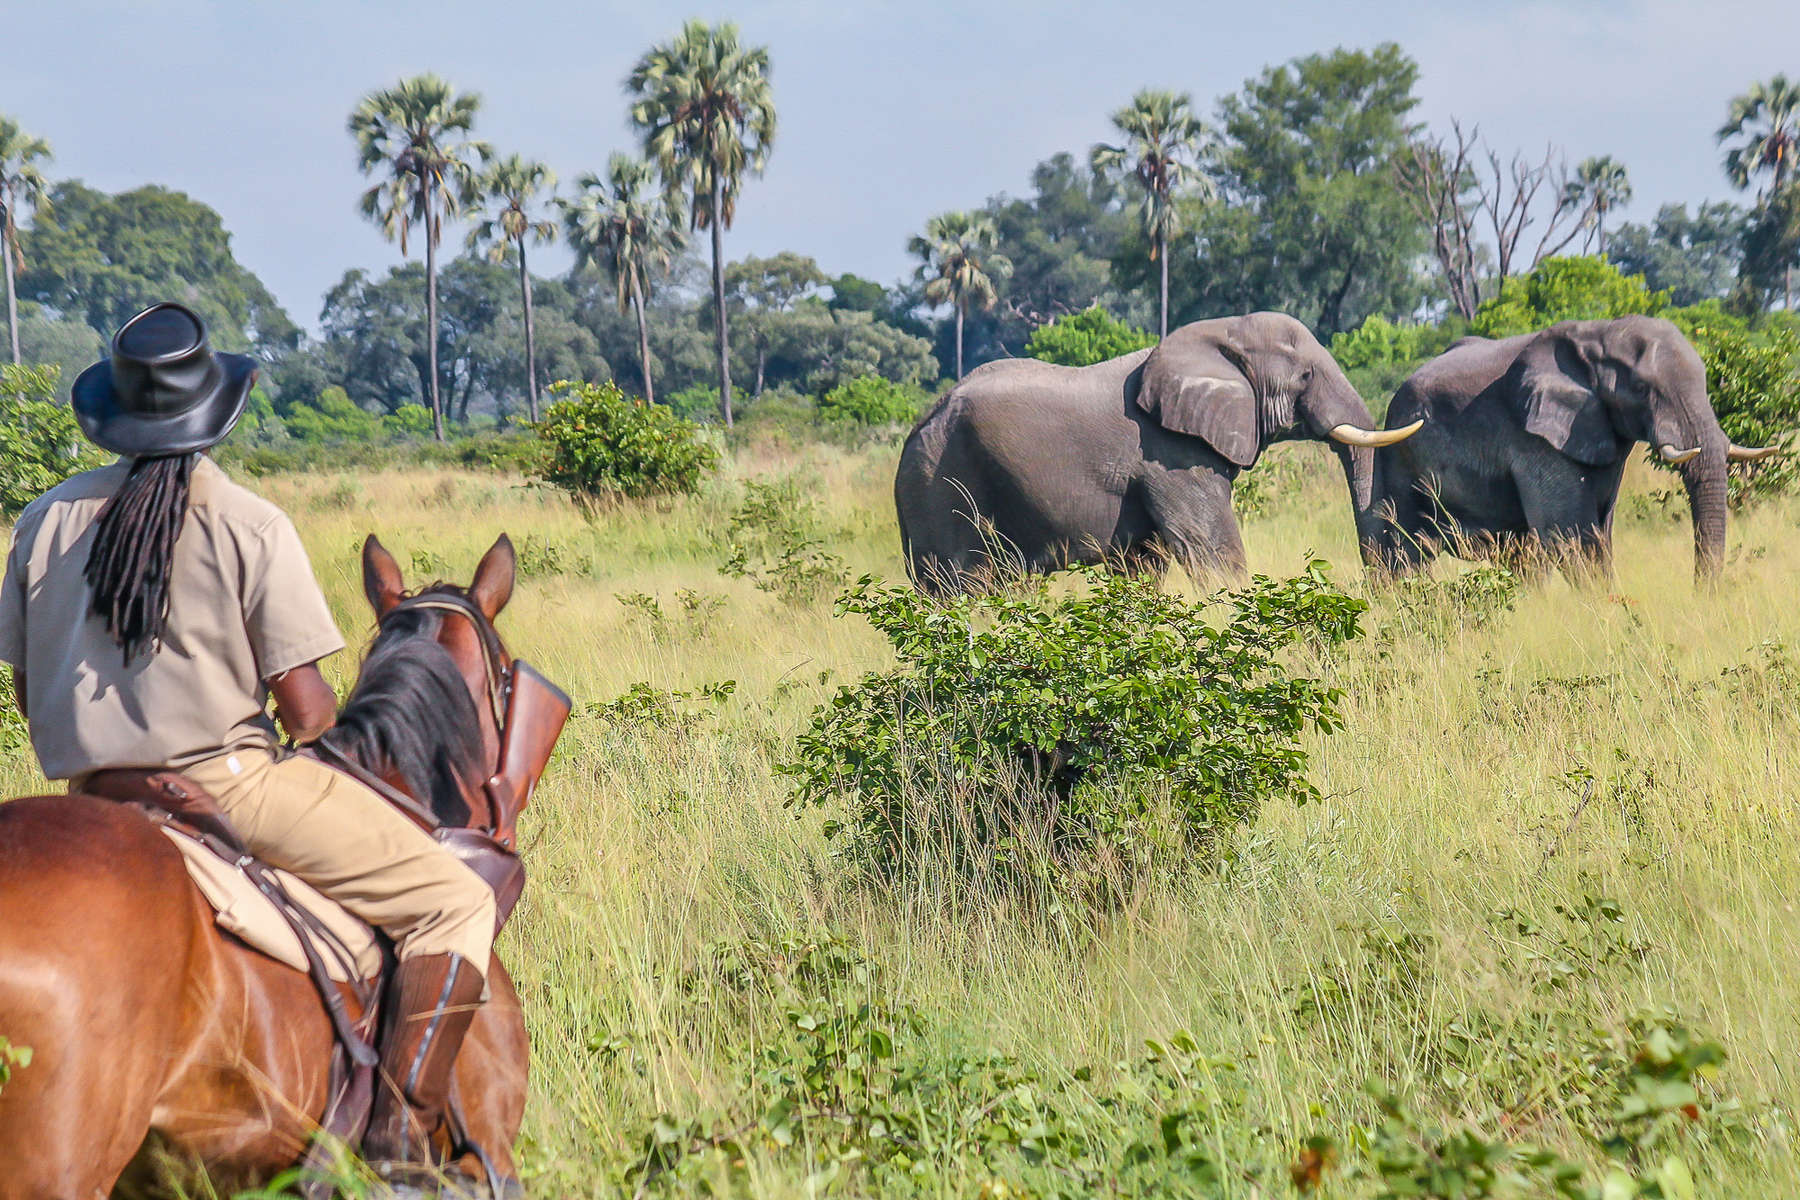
363;952;486;1181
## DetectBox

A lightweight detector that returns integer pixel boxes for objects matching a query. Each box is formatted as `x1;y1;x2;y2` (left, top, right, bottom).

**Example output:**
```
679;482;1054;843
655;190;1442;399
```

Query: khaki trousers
177;748;495;972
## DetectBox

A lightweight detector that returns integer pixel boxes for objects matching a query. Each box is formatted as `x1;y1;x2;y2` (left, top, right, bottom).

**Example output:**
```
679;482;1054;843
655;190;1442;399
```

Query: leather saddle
80;764;519;1194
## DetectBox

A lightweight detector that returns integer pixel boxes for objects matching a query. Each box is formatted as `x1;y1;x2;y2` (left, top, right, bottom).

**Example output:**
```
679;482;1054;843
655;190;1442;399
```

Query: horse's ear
362;535;405;617
470;534;516;620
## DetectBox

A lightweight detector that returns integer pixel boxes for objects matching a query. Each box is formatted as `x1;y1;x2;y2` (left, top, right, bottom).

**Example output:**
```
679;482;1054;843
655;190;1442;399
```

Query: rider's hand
268;662;338;745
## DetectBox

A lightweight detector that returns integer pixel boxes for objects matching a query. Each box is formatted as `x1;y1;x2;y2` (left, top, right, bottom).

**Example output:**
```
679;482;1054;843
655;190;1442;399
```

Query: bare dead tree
1395;119;1597;319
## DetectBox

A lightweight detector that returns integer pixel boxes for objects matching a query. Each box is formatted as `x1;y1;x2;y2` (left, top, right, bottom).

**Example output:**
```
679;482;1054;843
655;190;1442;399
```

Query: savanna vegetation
0;438;1794;1197
4;18;1800;1200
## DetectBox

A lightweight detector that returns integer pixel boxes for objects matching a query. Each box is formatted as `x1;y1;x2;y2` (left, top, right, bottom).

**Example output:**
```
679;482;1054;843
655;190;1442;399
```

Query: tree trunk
710;176;733;426
3;229;19;368
520;240;539;423
954;303;965;380
632;288;654;405
1158;231;1169;340
424;174;445;442
754;346;766;398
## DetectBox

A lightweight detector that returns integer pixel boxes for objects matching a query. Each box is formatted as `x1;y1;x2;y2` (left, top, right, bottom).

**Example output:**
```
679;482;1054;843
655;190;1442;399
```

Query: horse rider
0;303;494;1182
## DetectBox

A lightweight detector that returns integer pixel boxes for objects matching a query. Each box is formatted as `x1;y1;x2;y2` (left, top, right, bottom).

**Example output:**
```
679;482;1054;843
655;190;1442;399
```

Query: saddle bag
434;825;526;932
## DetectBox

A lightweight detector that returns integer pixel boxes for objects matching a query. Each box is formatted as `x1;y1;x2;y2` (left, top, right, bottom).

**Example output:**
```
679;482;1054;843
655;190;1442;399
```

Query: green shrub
280;386;385;443
816;375;926;426
720;477;847;603
663;382;721;425
1025;305;1158;366
534;379;719;503
384;402;435;439
780;562;1365;896
0;364;106;518
632;934;1254;1197
1666;322;1800;505
1470;256;1669;338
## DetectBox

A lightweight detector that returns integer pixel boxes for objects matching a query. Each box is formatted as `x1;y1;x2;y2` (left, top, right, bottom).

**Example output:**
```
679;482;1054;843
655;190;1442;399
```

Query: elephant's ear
1135;332;1260;467
1512;331;1622;467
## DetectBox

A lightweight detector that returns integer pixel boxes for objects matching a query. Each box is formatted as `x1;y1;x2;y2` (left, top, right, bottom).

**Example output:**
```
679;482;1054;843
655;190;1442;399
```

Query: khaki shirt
0;458;345;779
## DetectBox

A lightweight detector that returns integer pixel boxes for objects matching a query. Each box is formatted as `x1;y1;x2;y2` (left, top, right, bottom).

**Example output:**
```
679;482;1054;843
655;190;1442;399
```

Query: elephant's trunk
1329;440;1386;562
1678;437;1728;581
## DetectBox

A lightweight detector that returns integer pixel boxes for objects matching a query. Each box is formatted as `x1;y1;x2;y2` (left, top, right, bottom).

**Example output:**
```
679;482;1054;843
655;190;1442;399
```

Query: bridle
309;588;514;833
384;590;513;735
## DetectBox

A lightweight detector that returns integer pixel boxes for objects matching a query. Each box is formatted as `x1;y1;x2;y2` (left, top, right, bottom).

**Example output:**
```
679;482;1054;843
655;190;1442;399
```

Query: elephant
894;311;1421;593
1367;315;1777;581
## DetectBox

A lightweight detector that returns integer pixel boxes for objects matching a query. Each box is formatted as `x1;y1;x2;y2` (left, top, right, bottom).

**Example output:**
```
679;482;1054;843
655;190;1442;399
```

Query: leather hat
71;303;257;457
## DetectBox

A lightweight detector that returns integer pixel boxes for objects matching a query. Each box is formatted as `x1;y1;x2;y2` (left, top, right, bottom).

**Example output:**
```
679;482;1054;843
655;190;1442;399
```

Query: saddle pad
159;825;382;983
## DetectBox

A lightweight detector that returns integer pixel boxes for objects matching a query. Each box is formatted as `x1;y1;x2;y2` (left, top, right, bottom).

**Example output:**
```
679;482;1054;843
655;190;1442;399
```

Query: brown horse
0;535;533;1198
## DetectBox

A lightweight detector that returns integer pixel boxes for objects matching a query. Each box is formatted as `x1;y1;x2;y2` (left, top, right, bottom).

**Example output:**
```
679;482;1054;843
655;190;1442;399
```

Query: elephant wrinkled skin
894;312;1418;594
1368;315;1774;581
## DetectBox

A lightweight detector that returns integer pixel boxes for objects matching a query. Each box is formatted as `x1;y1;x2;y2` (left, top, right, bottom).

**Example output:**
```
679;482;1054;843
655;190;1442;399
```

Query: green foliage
1608;202;1748;306
1023;305;1157;366
280;386;384;443
534;379;718;502
816;375;925;426
631;935;1254;1197
1331;315;1458;370
1470;257;1670;338
781;563;1364;894
1670;321;1800;504
720;478;847;603
16;180;298;354
0;364;107;517
663;382;720;424
1387;565;1522;641
514;533;593;578
0;1035;30;1098
1166;43;1428;335
587;679;737;738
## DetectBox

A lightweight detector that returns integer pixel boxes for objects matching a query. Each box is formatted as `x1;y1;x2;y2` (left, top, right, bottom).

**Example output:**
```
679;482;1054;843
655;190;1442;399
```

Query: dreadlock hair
84;453;196;664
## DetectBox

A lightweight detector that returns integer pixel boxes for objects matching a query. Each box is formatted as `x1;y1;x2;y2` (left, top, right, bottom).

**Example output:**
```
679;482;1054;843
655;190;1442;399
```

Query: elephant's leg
1376;477;1441;576
1516;468;1612;583
1140;468;1246;584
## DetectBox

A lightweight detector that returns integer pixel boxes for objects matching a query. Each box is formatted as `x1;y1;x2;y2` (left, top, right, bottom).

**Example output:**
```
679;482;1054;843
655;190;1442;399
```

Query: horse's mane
317;587;485;827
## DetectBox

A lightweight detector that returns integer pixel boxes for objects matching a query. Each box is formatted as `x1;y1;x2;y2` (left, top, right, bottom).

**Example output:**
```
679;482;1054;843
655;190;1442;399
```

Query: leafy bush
1024;305;1158;366
280;386;385;443
534;379;719;503
632;934;1254;1197
816;375;926;426
781;562;1365;895
1470;256;1669;339
0;364;106;517
663;382;721;424
720;477;847;604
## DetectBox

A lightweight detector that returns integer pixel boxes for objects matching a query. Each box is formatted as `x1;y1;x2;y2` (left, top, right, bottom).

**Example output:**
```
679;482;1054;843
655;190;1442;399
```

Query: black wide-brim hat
71;302;257;457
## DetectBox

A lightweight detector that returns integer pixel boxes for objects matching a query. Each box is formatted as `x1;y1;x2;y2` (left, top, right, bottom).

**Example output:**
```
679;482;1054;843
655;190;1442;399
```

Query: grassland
6;437;1800;1197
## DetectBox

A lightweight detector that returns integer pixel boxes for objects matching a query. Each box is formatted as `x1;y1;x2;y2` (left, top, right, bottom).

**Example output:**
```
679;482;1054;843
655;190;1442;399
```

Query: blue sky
8;0;1798;331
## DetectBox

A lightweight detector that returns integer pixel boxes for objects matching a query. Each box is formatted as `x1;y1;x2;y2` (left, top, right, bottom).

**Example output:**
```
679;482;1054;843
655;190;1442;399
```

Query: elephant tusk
1727;442;1783;462
1657;444;1701;465
1328;419;1422;448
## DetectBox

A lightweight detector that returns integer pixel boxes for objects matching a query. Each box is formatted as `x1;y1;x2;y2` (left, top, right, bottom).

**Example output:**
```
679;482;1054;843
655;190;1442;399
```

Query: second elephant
1368;316;1777;580
894;312;1420;593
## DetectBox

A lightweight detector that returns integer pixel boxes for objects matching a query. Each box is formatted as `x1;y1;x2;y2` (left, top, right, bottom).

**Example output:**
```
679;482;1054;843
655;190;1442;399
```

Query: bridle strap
383;592;512;732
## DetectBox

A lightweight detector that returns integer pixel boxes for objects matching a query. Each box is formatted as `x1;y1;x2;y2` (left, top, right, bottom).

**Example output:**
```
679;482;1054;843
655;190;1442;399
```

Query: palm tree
348;74;489;440
627;20;776;427
0;116;52;368
468;154;557;421
1566;155;1633;257
1090;89;1208;338
560;153;686;406
1719;75;1800;308
1720;75;1800;196
909;211;1012;380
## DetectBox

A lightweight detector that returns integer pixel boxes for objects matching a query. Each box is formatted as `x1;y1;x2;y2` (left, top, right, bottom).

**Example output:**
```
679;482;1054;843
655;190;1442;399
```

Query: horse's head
323;534;522;832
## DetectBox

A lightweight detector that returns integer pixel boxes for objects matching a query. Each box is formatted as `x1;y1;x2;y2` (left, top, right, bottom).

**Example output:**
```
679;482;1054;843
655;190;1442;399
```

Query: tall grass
5;438;1799;1196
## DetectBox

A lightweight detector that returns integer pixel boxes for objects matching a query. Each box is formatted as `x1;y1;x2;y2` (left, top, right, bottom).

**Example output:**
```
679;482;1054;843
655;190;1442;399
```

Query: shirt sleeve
242;512;346;678
0;532;28;669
